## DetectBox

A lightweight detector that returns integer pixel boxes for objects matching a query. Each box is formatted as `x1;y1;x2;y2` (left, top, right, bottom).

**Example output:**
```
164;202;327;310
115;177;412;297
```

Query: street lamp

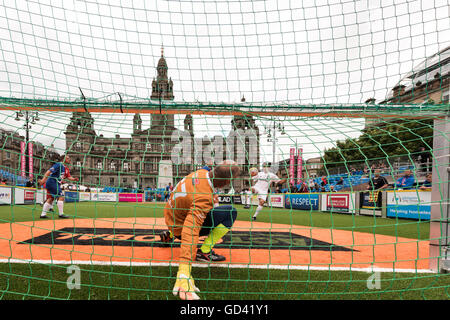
265;120;286;169
15;111;40;177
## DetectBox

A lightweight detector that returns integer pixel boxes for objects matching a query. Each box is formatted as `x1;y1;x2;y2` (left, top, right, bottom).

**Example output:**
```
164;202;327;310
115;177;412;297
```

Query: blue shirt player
38;154;78;219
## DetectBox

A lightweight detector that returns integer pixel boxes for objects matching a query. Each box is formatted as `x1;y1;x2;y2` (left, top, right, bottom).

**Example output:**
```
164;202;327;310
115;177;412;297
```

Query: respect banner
285;193;320;211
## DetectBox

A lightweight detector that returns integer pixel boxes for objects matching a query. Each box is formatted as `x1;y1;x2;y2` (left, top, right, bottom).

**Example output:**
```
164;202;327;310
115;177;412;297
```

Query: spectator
320;176;328;187
164;183;173;201
419;173;432;190
25;177;36;188
289;183;297;193
308;179;315;190
0;179;6;185
313;182;320;192
367;169;389;190
85;187;91;192
329;185;337;192
298;182;308;193
417;146;432;173
336;177;344;185
275;185;282;193
394;169;415;190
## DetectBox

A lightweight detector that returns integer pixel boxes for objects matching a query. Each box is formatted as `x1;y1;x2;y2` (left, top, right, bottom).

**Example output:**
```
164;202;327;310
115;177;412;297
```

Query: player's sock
253;205;264;218
41;202;52;217
57;200;65;216
200;223;229;254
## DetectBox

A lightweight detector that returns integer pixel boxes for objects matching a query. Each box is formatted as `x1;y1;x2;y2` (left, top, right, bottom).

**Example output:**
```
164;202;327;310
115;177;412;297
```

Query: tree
323;118;433;170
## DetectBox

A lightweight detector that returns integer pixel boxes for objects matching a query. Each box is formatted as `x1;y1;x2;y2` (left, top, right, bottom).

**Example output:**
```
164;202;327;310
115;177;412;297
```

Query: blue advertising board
386;191;431;220
285;193;320;211
64;191;79;203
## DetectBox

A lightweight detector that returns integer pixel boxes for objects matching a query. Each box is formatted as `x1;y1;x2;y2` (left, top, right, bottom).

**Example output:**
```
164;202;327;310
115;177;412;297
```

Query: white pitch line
0;259;436;274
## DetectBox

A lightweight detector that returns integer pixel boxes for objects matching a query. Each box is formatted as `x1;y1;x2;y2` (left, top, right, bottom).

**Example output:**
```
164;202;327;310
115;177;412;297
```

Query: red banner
289;148;295;185
297;148;303;184
28;142;33;178
118;193;143;202
20;141;25;177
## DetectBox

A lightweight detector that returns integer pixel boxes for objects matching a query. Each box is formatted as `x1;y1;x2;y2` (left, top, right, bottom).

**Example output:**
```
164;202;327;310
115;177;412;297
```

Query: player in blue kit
38;154;78;219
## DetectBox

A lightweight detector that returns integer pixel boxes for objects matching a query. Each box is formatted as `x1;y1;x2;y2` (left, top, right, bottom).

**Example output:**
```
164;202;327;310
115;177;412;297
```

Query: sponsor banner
91;192;118;202
118;193;143;202
297;148;303;185
217;195;242;205
321;193;356;214
20;141;26;177
359;191;382;217
24;189;35;204
386;191;431;220
268;194;284;208
28;142;33;178
13;188;35;205
232;195;242;205
35;189;45;204
79;192;91;201
0;187;12;205
361;190;381;209
218;195;232;204
14;188;24;205
65;191;79;203
285;193;320;211
289;148;295;185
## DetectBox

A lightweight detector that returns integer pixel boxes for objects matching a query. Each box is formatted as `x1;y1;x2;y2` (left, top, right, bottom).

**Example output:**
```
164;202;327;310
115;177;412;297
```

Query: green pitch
0;201;430;240
1;201;448;300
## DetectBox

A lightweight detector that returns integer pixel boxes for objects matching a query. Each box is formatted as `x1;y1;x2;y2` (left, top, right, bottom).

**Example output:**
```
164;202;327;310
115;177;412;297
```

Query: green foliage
322;118;434;169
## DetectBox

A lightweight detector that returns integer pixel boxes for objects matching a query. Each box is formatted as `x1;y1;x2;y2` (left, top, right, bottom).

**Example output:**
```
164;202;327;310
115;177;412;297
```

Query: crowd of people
275;167;432;194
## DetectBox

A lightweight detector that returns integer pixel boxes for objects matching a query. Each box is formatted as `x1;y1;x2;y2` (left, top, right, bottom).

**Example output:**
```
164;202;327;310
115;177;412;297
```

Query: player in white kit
249;167;286;220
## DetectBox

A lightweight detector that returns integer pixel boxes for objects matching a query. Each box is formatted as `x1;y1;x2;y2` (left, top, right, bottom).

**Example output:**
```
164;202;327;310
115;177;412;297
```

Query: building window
443;90;449;103
97;161;103;170
75;142;81;149
76;159;81;167
146;143;152;151
5;151;10;159
110;177;115;185
123;162;129;171
110;161;116;171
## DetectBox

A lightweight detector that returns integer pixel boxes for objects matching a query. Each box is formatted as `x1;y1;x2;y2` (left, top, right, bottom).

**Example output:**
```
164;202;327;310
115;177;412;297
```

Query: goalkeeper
160;160;241;300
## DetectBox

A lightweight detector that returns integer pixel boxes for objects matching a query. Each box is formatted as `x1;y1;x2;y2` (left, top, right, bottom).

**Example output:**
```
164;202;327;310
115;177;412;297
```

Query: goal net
0;0;449;300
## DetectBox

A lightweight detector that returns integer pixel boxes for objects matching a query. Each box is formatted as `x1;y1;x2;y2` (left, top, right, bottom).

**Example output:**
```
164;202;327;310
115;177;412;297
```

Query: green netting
0;0;449;301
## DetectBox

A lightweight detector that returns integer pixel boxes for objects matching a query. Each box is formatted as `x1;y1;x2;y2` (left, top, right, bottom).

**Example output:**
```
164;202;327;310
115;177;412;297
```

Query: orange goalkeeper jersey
163;168;214;263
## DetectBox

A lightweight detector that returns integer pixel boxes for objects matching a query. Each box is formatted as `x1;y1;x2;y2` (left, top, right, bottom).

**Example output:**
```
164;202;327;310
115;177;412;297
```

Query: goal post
430;115;450;272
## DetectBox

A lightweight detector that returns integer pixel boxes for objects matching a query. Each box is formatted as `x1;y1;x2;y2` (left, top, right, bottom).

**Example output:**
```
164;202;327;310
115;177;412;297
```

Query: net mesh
0;0;449;300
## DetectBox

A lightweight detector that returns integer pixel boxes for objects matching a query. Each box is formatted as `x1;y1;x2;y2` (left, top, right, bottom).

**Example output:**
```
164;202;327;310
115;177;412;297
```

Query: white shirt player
252;171;281;201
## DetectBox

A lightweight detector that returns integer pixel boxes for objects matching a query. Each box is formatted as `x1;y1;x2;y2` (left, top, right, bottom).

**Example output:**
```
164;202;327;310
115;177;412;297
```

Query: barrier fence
0;186;432;221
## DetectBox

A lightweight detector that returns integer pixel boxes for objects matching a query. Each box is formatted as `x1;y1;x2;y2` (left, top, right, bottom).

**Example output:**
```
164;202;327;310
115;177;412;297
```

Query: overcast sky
0;0;448;162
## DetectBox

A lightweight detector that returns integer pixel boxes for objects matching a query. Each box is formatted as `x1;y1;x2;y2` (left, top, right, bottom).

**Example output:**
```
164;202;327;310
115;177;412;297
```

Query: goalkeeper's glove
172;264;200;300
